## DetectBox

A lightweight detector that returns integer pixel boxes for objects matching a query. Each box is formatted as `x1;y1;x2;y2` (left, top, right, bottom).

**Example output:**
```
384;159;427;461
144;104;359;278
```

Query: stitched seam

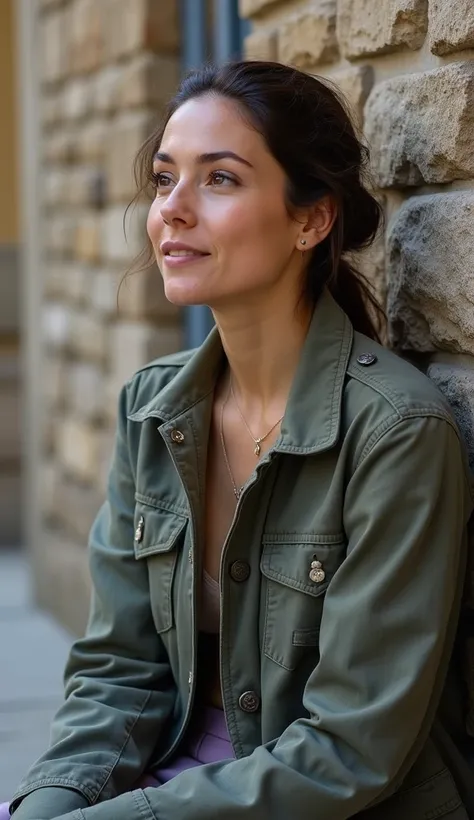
356;412;461;470
134;518;187;559
11;778;94;805
134;493;189;517
134;790;156;820
262;532;345;545
348;367;407;413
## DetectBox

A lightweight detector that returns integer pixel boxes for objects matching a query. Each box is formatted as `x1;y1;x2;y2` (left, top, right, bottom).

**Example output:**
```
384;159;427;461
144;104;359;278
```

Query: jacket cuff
48;790;154;820
11;787;89;819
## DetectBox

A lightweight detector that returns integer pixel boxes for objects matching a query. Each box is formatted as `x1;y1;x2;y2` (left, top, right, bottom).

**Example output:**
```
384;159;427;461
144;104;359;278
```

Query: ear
297;195;337;251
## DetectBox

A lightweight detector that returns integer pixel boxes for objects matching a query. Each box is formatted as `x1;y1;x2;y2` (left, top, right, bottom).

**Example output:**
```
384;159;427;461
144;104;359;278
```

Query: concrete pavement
0;551;72;803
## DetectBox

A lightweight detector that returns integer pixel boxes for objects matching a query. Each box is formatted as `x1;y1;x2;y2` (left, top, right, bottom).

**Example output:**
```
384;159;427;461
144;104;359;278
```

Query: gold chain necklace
230;380;284;456
220;380;244;500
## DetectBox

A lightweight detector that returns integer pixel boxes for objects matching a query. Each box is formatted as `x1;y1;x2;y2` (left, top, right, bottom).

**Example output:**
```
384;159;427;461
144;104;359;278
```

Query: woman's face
147;94;306;311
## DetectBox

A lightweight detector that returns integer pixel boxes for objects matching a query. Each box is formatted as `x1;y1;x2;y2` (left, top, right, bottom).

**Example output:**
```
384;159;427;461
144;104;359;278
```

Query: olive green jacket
11;290;474;820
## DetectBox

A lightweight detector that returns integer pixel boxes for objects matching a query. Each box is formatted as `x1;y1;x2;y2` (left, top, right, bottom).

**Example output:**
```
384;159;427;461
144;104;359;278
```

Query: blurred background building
3;0;474;635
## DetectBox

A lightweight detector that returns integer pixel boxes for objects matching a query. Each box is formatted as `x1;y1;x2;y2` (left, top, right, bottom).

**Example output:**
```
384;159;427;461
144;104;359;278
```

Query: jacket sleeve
10;383;176;818
40;413;473;820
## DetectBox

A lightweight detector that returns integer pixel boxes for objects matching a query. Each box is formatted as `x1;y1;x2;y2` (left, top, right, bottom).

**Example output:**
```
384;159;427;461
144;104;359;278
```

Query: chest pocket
133;500;188;633
260;534;346;671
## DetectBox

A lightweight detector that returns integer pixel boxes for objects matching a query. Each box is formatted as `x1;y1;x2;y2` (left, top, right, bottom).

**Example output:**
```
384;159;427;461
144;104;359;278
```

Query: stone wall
242;0;474;462
37;0;182;633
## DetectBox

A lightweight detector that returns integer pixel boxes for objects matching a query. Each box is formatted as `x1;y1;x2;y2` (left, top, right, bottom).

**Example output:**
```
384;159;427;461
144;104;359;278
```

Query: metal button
238;691;260;713
357;352;377;367
229;560;251;583
170;429;185;444
134;515;144;543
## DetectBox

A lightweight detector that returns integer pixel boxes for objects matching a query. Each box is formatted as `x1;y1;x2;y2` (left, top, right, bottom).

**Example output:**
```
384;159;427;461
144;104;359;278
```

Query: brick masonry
36;0;182;627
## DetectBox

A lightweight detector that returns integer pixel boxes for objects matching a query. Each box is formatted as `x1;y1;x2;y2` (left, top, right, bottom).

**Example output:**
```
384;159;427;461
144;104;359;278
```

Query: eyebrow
153;150;254;169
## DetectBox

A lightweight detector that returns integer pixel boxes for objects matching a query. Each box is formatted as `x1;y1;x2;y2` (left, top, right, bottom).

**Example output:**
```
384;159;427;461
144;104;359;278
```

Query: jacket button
357;352;377;366
134;515;145;543
170;429;185;444
229;560;251;582
239;691;260;713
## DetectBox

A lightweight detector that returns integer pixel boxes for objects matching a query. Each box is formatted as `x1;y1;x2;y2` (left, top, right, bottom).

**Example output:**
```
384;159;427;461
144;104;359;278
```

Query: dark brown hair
132;60;384;340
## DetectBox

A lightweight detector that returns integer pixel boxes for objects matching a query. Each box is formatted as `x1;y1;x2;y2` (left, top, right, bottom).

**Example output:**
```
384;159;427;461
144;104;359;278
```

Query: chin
163;280;213;308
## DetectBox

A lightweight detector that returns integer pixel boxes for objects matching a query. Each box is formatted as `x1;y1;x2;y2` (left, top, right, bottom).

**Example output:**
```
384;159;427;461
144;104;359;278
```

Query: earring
300;239;307;246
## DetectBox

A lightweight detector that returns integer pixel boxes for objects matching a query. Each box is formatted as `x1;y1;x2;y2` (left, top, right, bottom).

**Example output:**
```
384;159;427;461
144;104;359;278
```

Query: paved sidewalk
0;551;72;803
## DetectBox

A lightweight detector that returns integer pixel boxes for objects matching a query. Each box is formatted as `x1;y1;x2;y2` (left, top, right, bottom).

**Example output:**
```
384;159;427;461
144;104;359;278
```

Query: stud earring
300;239;307;246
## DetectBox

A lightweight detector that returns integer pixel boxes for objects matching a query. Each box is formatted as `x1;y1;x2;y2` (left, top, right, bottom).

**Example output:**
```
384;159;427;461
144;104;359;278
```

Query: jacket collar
128;288;353;456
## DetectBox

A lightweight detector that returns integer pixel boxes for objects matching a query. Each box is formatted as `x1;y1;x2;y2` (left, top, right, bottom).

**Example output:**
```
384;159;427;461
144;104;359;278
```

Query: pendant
254;440;261;456
234;486;242;500
309;559;325;584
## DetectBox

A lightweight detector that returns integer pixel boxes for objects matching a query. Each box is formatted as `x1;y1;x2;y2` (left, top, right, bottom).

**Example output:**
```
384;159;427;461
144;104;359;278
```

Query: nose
159;181;197;228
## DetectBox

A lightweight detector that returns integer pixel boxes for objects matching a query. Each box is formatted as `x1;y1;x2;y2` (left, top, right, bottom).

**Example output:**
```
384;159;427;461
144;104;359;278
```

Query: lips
160;241;210;257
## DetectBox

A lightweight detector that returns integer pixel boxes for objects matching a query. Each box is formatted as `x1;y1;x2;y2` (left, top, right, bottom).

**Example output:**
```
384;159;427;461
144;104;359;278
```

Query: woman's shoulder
344;331;458;431
123;348;195;418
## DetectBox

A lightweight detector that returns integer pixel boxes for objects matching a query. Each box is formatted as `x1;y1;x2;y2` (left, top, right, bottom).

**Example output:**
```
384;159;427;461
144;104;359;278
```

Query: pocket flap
133;503;188;559
260;534;345;597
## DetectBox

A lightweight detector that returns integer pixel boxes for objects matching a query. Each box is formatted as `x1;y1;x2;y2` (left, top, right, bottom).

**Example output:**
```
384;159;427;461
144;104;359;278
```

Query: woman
3;60;473;819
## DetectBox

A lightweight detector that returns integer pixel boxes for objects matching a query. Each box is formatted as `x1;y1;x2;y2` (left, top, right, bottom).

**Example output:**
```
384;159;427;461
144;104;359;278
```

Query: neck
213;294;312;419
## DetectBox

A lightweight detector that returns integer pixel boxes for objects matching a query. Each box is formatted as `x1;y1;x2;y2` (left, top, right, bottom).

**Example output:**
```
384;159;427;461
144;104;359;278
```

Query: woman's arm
39;413;473;820
10;383;176;819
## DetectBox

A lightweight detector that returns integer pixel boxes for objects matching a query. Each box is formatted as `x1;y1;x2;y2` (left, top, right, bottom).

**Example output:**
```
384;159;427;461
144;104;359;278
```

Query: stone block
105;0;179;62
42;303;73;351
106;321;182;413
117;265;181;321
239;0;281;18
244;29;278;61
105;112;155;203
332;65;374;128
427;362;474;473
90;269;121;315
279;3;339;68
41;8;68;85
44;129;77;164
429;0;474;56
62;78;94;122
93;66;121;116
43;168;69;209
70;311;108;363
387;192;474;355
66;167;106;209
44;262;67;300
76;120;108;163
117;53;179;109
45;213;76;258
103;204;148;265
364;62;474;188
69;0;103;74
56;417;101;483
337;0;428;59
74;214;103;263
48;474;103;542
66;361;105;421
43;355;67;411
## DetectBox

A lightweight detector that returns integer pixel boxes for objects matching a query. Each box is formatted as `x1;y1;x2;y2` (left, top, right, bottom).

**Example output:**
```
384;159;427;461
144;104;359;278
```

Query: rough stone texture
105;0;180;61
67;362;105;421
240;0;282;18
117;53;179;109
337;0;428;59
57;418;102;484
364;62;474;188
429;0;474;56
105;111;155;202
387;192;474;355
332;65;374;128
244;29;278;61
278;3;339;68
427;362;474;473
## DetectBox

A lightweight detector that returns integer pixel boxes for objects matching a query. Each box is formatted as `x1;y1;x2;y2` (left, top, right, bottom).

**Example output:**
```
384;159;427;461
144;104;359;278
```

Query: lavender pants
0;706;232;818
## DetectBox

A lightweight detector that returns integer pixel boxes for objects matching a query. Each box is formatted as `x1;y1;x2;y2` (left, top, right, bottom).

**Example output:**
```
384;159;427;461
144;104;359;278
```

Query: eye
208;171;237;187
152;172;174;191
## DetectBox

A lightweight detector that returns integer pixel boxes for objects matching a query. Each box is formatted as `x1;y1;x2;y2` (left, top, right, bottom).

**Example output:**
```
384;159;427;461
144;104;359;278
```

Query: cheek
146;200;163;245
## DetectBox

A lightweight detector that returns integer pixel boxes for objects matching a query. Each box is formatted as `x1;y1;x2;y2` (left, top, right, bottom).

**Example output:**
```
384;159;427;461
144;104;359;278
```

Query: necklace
220;381;244;500
230;380;284;456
